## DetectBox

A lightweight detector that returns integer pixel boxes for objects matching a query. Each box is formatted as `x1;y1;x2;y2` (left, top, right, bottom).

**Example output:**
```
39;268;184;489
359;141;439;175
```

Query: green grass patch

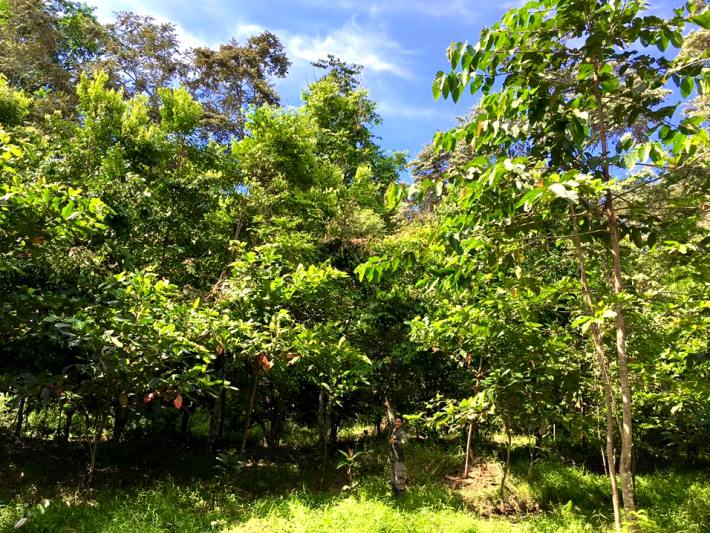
1;434;708;532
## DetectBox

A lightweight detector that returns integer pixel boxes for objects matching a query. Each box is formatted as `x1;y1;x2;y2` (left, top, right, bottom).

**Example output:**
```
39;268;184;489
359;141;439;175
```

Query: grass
1;428;708;533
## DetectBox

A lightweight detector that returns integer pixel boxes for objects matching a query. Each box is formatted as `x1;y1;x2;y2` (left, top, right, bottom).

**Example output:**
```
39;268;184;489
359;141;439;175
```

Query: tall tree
0;0;106;113
304;57;405;187
186;32;289;142
101;12;185;113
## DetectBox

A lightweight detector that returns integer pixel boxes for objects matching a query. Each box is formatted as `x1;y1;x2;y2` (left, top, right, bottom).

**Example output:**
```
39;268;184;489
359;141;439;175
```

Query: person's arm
384;397;395;428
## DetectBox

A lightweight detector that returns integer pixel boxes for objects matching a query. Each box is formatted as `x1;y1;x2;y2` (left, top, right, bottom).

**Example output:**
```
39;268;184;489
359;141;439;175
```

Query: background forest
0;0;708;531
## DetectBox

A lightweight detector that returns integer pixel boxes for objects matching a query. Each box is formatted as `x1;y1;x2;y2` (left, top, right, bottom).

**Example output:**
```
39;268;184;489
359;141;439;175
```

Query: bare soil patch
445;458;541;518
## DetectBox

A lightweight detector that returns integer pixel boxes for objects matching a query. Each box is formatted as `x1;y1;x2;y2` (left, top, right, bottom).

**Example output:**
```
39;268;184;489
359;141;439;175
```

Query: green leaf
385;183;404;210
432;71;445;99
448;72;462;103
680;76;694;98
669;30;683;48
623;148;639;169
577;63;594;80
469;76;484;95
689;11;710;29
515;188;544;211
447;42;463;69
656;31;669;52
601;77;620;92
461;49;474;73
548;182;578;203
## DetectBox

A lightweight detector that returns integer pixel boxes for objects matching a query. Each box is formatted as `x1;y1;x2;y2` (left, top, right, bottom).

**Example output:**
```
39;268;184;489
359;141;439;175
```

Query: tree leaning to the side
432;0;709;529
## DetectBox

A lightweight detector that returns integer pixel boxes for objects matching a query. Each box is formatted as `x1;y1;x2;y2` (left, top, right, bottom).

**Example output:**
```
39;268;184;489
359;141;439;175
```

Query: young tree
431;0;708;527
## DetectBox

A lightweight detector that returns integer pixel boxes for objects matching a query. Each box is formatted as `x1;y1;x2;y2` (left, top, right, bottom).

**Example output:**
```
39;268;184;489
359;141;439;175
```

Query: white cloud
284;19;411;79
92;0;210;50
501;0;528;10
232;23;267;42
296;0;480;19
378;101;455;121
90;3;411;81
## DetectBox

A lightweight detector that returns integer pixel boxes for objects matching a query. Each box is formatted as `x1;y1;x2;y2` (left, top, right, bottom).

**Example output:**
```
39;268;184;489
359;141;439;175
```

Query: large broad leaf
548;182;578;202
432;71;445;99
577;63;594;81
680;76;694;98
689;11;710;29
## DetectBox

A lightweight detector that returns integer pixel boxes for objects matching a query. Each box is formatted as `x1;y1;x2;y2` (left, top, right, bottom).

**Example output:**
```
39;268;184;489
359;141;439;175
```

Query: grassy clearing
1;433;708;532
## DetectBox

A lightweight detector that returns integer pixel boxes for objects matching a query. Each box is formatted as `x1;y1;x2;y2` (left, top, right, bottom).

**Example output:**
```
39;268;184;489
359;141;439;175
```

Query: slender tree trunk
180;407;191;442
571;206;622;531
604;190;636;520
88;410;105;485
499;421;512;499
318;389;327;452
208;354;228;452
268;397;281;448
240;365;259;455
217;387;227;442
63;408;74;443
14;396;25;440
329;410;338;456
207;393;222;452
323;400;332;464
464;421;474;477
113;403;128;442
591;59;637;525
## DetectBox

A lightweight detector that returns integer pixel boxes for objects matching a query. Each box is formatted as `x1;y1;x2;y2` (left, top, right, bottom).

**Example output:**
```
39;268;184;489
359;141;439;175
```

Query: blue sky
90;0;681;171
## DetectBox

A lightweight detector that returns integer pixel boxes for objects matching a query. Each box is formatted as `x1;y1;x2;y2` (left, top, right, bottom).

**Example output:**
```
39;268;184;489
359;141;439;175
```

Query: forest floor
1;429;709;532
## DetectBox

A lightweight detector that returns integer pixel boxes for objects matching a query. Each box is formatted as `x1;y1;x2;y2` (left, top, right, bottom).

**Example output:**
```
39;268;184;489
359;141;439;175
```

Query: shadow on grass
2;431;708;533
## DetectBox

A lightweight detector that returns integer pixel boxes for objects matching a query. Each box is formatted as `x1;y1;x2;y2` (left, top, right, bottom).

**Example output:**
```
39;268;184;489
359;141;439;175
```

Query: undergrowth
1;433;708;532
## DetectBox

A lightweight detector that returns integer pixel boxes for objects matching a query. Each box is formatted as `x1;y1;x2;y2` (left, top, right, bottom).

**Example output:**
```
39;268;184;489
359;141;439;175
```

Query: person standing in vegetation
388;414;407;496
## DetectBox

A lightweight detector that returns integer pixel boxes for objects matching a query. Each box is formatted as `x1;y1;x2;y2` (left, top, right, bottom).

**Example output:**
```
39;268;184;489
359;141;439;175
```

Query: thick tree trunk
240;366;259;455
571;206;622;531
384;396;395;428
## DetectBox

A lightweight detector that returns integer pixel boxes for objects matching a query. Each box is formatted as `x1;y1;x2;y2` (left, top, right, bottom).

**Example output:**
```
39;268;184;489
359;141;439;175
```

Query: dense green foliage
1;1;708;531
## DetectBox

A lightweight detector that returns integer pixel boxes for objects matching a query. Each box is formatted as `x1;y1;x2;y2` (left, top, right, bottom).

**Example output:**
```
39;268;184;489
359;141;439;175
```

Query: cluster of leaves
362;0;710;483
0;1;412;473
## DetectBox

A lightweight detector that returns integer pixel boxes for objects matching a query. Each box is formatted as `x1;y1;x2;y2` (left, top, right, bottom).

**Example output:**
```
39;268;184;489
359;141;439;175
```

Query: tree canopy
0;2;708;531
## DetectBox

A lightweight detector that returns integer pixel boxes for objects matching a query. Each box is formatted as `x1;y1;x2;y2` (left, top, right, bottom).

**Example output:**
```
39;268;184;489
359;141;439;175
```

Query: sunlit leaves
688;10;710;29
